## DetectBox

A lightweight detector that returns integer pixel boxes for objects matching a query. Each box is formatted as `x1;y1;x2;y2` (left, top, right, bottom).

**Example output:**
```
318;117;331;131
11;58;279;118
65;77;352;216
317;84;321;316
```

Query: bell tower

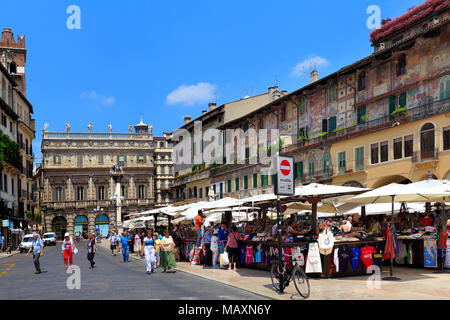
0;27;27;95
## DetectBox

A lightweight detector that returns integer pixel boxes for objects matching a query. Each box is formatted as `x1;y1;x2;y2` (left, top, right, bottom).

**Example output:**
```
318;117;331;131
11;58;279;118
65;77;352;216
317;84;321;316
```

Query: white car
19;234;35;253
42;232;57;246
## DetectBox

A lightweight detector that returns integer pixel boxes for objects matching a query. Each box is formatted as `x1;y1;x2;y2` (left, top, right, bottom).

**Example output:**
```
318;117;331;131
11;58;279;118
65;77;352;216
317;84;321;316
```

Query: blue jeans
122;246;129;262
195;229;202;247
219;242;226;254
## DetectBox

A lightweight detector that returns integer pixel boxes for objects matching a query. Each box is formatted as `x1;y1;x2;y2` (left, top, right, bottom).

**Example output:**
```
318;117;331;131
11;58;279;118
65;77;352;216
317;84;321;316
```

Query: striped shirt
227;231;241;249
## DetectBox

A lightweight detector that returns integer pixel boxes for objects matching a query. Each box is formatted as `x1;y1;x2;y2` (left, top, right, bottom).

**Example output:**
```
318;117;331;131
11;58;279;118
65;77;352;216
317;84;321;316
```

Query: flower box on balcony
345;169;353;174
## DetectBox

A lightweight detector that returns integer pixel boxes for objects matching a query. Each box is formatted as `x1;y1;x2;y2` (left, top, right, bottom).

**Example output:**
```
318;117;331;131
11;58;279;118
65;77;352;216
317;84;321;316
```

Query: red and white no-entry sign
275;156;294;196
280;160;291;176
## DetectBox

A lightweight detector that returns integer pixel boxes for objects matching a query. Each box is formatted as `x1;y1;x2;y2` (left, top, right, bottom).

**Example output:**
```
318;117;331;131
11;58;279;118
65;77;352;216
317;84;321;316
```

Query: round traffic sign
280;160;291;176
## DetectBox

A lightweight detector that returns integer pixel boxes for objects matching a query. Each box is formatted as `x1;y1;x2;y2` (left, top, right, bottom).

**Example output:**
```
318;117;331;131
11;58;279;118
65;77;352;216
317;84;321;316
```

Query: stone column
88;212;96;234
66;213;74;236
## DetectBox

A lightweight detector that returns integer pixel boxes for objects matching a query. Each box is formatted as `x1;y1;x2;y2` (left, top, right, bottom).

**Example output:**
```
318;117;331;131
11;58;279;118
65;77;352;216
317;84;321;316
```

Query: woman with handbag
225;225;241;270
87;233;96;269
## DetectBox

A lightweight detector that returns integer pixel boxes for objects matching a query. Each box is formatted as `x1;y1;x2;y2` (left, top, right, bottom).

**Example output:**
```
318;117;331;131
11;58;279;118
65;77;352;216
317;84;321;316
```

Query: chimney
281;90;287;95
310;69;318;83
268;86;279;95
208;103;216;112
184;116;191;125
202;110;207;115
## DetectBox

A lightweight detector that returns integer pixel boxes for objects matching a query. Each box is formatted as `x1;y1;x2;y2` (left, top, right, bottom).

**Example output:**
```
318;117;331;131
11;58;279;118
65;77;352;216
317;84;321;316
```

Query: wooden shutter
322;119;328;133
389;96;396;114
399;93;407;108
329;116;337;132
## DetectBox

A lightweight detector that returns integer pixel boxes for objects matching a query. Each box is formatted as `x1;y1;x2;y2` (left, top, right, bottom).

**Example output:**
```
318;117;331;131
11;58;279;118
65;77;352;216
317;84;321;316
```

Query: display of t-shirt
351;248;361;272
406;244;414;265
445;239;450;269
333;248;339;272
245;246;254;264
254;246;263;263
395;242;407;264
360;246;376;269
239;246;246;265
338;247;352;273
424;239;438;268
372;244;384;268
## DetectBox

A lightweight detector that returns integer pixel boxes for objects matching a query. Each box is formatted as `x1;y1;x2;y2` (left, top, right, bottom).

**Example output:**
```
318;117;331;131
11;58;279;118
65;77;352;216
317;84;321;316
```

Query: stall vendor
369;218;381;234
339;216;353;233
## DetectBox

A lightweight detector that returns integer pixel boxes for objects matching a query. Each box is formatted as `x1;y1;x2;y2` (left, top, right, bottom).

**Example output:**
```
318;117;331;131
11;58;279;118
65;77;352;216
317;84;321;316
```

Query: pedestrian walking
160;230;176;273
224;225;241;271
119;231;131;262
87;233;96;269
203;227;213;267
210;229;219;268
135;232;142;258
129;231;135;253
109;232;118;256
141;230;156;274
154;232;161;268
62;232;76;272
26;233;44;274
0;232;3;252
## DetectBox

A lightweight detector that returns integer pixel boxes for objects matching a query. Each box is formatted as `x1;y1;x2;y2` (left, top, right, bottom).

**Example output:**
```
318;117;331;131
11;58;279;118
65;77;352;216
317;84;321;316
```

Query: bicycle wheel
292;266;310;298
270;263;282;292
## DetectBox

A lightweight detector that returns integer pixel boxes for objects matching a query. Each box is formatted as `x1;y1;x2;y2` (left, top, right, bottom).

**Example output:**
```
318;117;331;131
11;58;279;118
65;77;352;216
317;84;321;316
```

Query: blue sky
0;0;421;162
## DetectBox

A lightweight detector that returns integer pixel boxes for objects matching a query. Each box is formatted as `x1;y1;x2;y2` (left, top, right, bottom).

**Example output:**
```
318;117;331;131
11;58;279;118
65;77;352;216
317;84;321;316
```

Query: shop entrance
51;216;67;240
74;215;88;235
95;214;109;238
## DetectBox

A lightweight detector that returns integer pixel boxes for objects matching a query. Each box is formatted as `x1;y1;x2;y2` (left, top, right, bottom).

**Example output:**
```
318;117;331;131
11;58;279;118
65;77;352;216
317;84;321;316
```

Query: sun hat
64;232;70;237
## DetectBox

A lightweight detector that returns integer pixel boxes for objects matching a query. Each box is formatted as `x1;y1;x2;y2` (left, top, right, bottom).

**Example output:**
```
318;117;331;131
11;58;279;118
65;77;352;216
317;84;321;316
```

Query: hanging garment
351;247;361;272
318;227;335;256
360;246;376;269
292;247;305;267
282;247;292;266
338;247;352;273
438;228;448;249
333;248;340;272
406;244;414;265
254;246;263;263
245;245;254;265
191;246;202;265
383;228;399;260
445;240;450;269
424;239;438;268
373;244;384;268
305;243;322;274
239;246;246;265
395;242;407;264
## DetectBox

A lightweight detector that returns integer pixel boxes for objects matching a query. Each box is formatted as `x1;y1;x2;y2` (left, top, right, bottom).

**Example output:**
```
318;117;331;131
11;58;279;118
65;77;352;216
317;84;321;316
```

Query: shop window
404;135;413;157
397;54;406;76
358;72;366;91
355;147;364;171
394;138;402;160
338;152;346;174
371;143;379;164
380;141;389;162
420;123;435;158
444;127;450;151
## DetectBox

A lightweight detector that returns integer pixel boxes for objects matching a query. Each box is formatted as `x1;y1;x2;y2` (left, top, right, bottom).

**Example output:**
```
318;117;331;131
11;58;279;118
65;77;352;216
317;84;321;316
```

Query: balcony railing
43;132;153;140
282;98;450;155
412;148;439;163
297;168;333;184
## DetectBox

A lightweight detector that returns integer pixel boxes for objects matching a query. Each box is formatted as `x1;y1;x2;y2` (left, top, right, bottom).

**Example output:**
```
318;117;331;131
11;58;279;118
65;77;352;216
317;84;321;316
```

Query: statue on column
108;123;113;134
128;123;133;134
65;122;71;133
88;122;93;133
44;122;49;132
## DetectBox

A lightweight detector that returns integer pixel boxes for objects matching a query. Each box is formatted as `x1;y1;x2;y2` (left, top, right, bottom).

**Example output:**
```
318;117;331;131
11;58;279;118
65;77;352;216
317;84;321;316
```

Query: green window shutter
244;176;248;190
253;173;257;188
329;116;337;132
399;93;407;108
261;174;268;186
308;158;315;175
244;121;249;132
322;119;328;133
298;161;303;179
338;152;346;174
357;105;367;125
293;163;297;180
227;180;231;193
271;174;276;185
389;95;396;114
235;178;239;191
355;147;364;171
300;96;306;114
219;183;223;198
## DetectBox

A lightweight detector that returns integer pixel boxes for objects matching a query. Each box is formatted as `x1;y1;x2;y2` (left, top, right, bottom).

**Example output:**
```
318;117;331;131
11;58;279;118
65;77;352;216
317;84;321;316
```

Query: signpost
274;156;294;293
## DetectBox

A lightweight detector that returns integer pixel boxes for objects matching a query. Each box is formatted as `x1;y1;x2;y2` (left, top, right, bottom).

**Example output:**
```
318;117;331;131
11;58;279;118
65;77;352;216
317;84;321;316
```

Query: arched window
322;153;331;173
439;76;450;100
420;123;435;159
397;54;406;76
358;72;366;91
308;157;316;176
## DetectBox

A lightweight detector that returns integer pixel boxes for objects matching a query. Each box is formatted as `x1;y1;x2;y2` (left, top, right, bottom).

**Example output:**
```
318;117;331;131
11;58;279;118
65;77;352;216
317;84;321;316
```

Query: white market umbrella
347;182;450;280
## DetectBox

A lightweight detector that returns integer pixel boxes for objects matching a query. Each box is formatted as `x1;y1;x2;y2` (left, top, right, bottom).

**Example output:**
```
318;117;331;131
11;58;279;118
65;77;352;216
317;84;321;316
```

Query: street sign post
274;156;294;293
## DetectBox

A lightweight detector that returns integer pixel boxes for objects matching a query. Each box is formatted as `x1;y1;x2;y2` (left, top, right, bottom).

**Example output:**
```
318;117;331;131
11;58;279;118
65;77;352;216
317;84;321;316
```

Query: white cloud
291;56;330;77
166;82;217;107
81;90;115;106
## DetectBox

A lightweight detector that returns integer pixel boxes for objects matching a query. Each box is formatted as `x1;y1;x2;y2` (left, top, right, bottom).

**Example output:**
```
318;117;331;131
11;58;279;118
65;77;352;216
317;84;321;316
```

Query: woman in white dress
140;230;156;274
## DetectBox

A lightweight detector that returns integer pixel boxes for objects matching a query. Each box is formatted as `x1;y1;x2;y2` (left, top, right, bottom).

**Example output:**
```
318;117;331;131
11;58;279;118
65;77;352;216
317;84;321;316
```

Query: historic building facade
0;27;37;243
40;120;173;238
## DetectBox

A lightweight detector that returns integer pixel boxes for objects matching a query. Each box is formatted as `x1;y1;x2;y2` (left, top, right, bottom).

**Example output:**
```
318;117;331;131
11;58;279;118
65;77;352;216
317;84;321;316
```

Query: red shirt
360;246;376;268
194;215;202;230
421;217;433;227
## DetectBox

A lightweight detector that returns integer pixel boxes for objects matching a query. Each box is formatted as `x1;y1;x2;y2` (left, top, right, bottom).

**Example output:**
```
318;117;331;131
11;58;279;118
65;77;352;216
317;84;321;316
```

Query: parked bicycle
270;254;310;299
